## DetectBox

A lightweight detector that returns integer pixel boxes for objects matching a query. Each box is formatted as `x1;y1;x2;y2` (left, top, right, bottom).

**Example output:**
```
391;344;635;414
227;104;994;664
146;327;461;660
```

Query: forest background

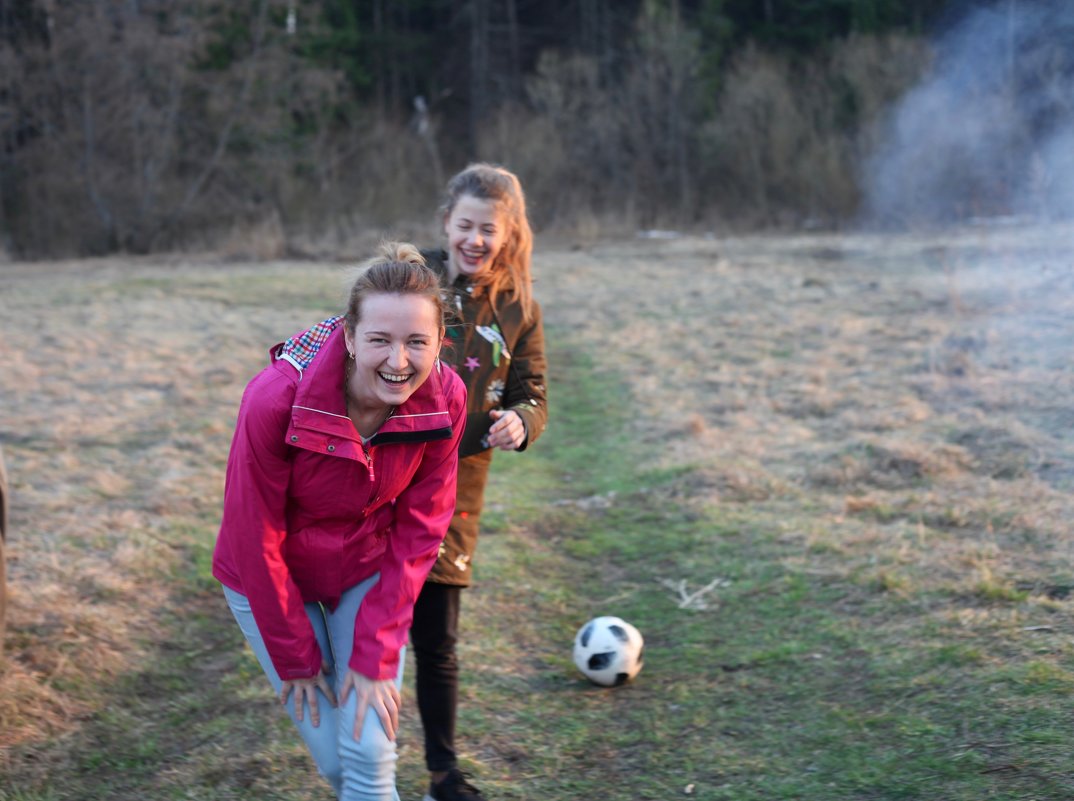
6;0;1061;260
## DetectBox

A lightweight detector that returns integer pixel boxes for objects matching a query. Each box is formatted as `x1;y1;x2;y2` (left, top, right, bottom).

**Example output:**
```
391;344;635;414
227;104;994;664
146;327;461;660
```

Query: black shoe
423;768;486;801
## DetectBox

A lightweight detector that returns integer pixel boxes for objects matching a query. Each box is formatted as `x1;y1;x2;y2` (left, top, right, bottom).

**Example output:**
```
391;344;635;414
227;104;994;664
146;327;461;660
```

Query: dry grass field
1;224;1073;799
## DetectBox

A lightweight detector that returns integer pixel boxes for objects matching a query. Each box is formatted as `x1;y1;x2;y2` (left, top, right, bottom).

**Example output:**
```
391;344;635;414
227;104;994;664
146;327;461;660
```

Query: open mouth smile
378;371;411;385
460;248;487;265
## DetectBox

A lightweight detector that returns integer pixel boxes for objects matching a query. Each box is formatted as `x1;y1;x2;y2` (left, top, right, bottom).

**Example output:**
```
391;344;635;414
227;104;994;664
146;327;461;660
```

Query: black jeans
411;581;462;772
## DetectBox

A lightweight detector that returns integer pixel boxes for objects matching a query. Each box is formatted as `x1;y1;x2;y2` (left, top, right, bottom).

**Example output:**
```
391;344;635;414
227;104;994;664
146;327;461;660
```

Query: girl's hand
341;669;402;742
279;661;337;728
487;408;526;451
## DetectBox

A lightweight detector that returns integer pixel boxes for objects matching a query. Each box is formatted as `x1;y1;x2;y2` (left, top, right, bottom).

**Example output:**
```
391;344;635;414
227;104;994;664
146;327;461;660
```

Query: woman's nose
388;344;409;368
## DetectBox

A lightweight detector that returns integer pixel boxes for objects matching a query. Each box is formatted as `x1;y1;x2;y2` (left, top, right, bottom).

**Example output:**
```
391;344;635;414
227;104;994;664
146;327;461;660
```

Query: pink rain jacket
213;324;466;681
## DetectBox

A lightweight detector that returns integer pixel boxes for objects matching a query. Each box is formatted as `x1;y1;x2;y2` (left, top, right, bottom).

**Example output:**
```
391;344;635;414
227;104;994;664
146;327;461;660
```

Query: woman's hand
487;409;526;451
279;661;337;727
341;669;402;742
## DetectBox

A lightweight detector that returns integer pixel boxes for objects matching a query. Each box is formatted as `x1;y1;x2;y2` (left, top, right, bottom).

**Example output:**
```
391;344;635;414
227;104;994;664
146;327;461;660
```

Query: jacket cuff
510;404;533;451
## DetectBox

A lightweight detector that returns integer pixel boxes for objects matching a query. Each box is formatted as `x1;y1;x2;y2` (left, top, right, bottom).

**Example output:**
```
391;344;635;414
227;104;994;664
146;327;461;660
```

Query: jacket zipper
362;442;375;482
360;442;378;517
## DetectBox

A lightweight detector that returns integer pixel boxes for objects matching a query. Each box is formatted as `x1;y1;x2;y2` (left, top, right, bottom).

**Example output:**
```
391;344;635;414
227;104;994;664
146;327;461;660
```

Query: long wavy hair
441;163;535;325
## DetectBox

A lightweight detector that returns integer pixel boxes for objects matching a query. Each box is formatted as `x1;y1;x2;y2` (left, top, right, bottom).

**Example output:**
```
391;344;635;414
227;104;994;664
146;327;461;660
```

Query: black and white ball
572;616;644;687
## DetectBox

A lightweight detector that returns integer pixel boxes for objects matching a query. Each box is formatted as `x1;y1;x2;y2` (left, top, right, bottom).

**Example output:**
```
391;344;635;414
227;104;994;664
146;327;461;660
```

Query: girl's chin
452;256;489;276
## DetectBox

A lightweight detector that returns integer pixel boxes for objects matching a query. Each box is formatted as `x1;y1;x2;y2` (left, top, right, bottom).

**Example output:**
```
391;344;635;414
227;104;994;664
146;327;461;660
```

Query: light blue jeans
224;575;404;801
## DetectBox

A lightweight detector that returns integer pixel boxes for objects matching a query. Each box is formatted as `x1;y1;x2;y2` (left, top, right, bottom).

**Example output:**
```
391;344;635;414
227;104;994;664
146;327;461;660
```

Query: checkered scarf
276;315;343;372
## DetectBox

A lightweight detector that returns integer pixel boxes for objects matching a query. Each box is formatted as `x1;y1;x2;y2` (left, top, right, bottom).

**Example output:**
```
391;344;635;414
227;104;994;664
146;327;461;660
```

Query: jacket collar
427;249;477;294
289;326;453;444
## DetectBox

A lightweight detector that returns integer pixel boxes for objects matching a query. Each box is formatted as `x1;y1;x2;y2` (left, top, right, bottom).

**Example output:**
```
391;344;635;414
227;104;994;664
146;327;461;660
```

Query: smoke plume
861;0;1074;227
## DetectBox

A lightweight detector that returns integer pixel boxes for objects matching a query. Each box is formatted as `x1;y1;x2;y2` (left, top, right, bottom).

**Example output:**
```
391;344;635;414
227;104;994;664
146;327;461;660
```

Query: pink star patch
465;356;480;371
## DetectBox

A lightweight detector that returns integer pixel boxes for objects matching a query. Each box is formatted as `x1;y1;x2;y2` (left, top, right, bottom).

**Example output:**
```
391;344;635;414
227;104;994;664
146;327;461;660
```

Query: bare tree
164;0;268;238
505;0;522;98
620;0;701;222
469;0;491;146
4;3;203;252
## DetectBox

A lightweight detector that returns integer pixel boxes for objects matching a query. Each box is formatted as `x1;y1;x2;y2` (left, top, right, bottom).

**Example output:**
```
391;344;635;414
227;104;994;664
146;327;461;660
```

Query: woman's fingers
362;684;399;742
318;672;339;708
384;684;401;737
305;684;320;727
345;671;402;743
283;673;337;728
354;692;370;741
341;670;369;740
280;681;296;716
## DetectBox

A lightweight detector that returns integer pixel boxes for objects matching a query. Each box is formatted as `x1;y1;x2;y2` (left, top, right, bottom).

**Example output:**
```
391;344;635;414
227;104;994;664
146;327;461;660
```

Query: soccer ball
572;616;644;687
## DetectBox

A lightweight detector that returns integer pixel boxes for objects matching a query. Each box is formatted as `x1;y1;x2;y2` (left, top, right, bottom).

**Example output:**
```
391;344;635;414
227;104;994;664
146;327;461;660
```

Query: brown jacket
423;249;549;585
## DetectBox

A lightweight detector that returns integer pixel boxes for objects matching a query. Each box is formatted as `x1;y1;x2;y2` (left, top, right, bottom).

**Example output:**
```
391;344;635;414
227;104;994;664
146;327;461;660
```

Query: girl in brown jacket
412;164;549;801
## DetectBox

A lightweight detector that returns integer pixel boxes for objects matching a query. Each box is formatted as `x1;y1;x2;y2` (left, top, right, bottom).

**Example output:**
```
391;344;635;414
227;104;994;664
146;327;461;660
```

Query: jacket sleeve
349;369;467;680
505;300;548;452
217;368;322;680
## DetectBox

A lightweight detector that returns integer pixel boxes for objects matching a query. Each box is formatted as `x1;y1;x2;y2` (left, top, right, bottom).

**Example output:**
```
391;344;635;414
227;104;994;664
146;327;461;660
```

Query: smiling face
444;194;507;279
343;292;443;415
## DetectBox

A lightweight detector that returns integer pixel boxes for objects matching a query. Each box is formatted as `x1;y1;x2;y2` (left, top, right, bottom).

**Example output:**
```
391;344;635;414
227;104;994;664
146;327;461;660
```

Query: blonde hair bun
376;240;425;267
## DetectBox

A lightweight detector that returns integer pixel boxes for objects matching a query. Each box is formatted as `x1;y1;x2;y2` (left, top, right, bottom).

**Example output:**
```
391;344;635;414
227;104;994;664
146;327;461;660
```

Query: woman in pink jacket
213;243;466;801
